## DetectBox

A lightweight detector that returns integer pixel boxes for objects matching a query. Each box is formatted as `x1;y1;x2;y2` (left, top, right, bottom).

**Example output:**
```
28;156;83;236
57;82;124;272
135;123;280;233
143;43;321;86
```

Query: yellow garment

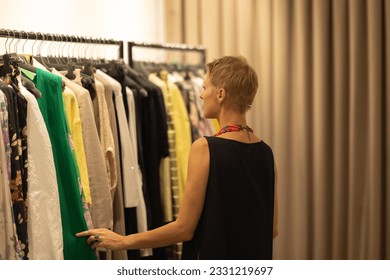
150;73;192;199
169;83;191;197
159;72;191;198
62;86;92;205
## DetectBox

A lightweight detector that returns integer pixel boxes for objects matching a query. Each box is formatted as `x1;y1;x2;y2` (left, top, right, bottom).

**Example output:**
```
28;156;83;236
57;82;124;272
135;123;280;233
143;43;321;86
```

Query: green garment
34;68;95;260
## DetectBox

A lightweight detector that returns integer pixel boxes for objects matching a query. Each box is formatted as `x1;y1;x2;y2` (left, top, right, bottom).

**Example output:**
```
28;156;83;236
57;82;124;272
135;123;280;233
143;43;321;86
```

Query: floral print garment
0;90;11;180
1;89;23;260
0;82;29;259
16;90;29;259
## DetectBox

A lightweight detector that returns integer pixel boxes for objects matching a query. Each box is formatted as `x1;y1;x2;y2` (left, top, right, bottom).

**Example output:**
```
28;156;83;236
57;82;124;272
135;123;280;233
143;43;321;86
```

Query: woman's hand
76;228;127;251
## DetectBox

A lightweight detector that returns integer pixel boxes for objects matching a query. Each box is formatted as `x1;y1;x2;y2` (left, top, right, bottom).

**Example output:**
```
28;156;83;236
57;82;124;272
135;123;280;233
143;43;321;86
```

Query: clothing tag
20;68;36;80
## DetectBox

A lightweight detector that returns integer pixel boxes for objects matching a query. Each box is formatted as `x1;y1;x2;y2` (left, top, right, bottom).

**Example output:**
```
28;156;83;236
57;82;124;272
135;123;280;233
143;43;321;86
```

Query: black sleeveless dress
181;136;275;260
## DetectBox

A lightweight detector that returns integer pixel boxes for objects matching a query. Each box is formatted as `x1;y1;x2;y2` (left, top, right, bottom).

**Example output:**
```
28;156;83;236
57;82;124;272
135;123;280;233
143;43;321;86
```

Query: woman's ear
217;88;226;103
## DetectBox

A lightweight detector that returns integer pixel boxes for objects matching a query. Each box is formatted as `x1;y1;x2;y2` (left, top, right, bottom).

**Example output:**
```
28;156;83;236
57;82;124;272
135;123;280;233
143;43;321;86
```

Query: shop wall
0;0;165;62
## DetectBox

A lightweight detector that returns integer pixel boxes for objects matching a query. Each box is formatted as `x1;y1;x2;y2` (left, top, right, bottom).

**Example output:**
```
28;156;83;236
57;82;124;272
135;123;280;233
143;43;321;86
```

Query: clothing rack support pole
118;41;124;59
128;42;135;67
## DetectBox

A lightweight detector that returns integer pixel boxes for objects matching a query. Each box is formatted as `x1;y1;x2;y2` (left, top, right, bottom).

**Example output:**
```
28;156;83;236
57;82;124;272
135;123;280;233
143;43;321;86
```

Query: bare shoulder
191;137;209;152
186;137;210;188
188;137;210;167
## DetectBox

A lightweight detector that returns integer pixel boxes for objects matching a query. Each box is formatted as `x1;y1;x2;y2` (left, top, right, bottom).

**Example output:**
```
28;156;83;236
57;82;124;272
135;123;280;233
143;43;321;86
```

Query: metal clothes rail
128;41;206;67
0;29;124;59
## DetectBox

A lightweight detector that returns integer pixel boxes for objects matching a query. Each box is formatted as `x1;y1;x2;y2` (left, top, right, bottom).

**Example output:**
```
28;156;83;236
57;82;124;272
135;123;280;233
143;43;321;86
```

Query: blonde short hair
206;56;258;112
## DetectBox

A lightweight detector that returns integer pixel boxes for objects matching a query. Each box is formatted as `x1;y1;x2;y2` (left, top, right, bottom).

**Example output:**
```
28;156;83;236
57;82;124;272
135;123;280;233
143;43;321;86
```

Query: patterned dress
0;81;27;259
0;89;22;260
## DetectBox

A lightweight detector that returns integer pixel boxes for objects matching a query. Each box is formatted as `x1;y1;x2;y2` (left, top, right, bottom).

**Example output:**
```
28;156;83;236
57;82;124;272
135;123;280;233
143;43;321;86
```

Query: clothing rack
0;29;124;59
128;41;206;68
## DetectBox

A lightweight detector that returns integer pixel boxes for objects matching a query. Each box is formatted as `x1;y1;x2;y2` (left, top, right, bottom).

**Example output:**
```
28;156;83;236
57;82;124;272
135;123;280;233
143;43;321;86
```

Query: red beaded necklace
214;124;254;137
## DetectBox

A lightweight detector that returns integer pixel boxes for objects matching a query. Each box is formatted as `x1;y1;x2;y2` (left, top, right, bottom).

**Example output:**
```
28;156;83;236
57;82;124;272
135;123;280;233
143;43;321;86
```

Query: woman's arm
76;137;210;251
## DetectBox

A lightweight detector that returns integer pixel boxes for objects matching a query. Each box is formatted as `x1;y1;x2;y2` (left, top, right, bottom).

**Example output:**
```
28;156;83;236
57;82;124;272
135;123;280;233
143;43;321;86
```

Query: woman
76;55;278;260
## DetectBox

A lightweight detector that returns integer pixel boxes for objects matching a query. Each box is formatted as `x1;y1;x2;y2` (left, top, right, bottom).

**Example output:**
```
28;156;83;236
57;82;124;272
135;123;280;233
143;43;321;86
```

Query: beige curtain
164;0;390;260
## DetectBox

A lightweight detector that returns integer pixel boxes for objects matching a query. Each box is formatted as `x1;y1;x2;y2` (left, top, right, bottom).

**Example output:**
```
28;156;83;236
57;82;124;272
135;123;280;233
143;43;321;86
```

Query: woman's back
182;136;275;260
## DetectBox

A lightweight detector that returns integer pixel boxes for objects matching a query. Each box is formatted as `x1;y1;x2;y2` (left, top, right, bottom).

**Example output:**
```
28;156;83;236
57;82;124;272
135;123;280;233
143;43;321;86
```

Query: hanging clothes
53;68;113;232
172;74;202;141
104;70;143;260
94;78;117;200
0;89;21;260
62;85;92;206
126;87;152;257
0;89;11;183
95;69;127;260
0;120;17;260
190;75;217;135
148;72;192;260
159;156;173;223
18;82;63;260
32;67;95;260
149;73;180;223
119;71;153;229
0;81;29;259
103;72;140;208
123;68;170;260
149;72;192;202
61;85;94;230
1;33;132;260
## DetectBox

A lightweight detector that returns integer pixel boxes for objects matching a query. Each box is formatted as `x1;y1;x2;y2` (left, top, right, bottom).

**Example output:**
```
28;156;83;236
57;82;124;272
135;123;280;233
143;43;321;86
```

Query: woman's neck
217;109;247;128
